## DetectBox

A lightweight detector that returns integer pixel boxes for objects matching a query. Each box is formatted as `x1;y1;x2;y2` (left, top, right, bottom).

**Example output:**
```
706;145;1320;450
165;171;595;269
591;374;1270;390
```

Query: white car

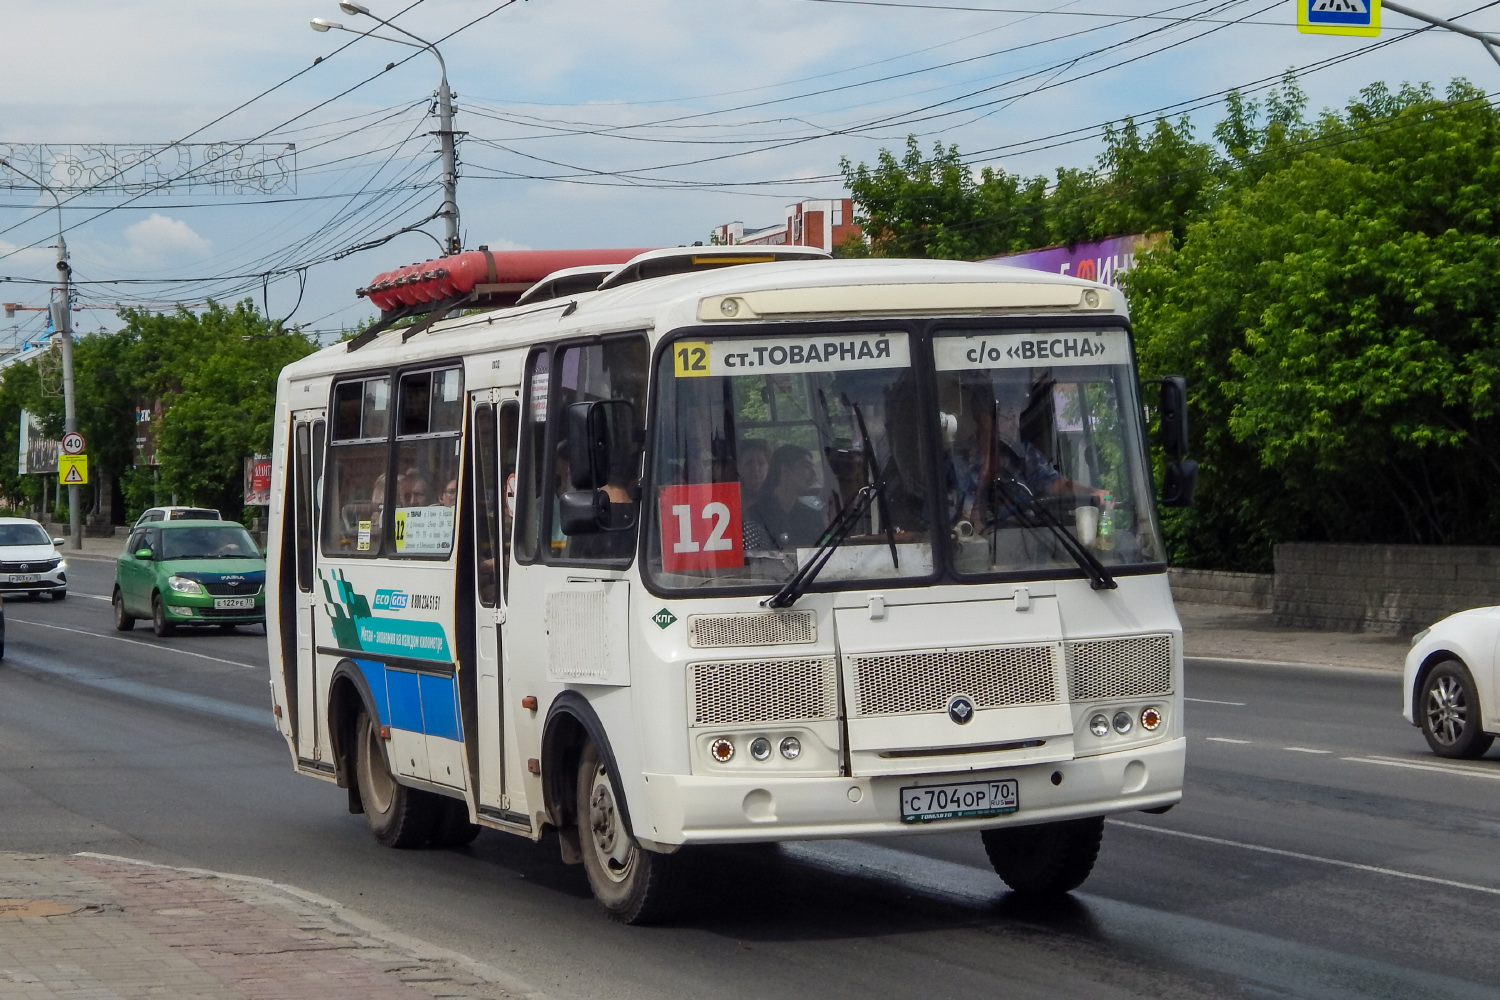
133;506;221;528
1403;607;1500;758
0;517;67;599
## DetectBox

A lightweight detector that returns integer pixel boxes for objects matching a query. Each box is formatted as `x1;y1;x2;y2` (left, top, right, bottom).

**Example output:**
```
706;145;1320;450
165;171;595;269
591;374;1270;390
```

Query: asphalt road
1;558;1497;1000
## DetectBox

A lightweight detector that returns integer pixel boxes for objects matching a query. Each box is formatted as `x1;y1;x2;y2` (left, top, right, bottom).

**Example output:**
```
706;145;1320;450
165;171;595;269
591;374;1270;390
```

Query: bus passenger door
470;395;520;816
290;415;326;762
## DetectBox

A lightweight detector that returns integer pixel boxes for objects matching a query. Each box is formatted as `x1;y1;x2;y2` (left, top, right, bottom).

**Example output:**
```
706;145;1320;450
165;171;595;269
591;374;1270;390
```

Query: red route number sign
658;483;743;572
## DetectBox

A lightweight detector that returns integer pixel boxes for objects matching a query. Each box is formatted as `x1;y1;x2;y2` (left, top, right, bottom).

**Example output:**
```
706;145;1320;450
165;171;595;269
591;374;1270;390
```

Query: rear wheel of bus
354;708;436;848
577;741;679;924
981;816;1104;895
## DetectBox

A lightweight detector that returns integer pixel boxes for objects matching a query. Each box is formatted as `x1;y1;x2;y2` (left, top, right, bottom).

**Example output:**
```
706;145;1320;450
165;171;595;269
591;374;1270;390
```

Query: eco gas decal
321;570;451;662
373;589;442;611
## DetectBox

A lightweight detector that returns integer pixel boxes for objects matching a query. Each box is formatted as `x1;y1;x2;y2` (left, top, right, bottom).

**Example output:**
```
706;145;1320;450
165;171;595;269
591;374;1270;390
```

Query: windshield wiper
762;481;883;609
990;477;1117;591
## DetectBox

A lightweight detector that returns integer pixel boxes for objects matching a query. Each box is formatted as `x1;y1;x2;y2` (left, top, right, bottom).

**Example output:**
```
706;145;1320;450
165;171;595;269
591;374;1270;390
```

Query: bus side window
473;402;500;607
294;423;314;592
322;376;391;557
549;335;648;565
497;401;519;598
515;349;550;563
390;366;463;559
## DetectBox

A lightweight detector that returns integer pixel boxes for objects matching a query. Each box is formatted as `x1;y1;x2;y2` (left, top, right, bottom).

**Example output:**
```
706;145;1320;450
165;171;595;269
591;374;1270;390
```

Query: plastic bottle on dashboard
1096;493;1115;551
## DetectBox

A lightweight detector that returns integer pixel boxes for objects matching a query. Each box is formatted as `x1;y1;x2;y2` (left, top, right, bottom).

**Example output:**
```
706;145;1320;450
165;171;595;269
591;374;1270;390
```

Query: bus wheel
431;797;481;848
981;816;1104;896
577;741;677;924
354;708;435;848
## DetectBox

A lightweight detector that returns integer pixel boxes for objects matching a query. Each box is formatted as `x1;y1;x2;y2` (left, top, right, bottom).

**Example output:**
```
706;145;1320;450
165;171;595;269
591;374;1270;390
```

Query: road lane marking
6;617;259;669
1284;747;1331;754
1343;756;1500;781
1185;697;1246;706
1205;737;1252;744
1110;820;1500;897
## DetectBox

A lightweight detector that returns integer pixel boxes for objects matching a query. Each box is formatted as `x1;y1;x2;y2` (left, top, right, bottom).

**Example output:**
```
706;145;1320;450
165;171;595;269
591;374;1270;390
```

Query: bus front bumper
638;737;1184;846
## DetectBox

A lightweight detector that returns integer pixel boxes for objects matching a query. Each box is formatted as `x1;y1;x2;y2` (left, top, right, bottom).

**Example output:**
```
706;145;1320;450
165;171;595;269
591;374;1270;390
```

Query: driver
971;382;1104;521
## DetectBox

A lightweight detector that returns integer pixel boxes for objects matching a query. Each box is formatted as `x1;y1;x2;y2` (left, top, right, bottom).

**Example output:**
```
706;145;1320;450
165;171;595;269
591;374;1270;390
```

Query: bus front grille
1065;634;1173;700
848;645;1057;717
687;611;816;648
689;657;837;726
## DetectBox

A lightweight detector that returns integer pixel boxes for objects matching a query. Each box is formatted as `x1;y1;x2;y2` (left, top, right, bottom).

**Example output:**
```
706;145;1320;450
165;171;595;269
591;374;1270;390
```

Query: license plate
213;597;256;610
8;574;38;584
900;778;1019;823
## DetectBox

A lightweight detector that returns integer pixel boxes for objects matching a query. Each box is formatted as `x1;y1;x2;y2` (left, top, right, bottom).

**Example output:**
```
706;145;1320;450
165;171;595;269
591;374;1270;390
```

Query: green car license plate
214;597;256;610
900;778;1018;823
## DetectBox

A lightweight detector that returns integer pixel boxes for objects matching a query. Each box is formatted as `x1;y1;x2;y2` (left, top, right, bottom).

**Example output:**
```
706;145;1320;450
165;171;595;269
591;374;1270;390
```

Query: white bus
266;245;1193;923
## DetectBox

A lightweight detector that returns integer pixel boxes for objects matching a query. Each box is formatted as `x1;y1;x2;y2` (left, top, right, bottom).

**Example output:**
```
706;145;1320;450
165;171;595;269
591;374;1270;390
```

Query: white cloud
121;214;211;265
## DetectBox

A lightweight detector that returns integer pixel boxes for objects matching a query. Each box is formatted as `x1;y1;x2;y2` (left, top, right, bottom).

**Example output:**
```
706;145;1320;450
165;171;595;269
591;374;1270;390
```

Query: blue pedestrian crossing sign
1299;0;1381;36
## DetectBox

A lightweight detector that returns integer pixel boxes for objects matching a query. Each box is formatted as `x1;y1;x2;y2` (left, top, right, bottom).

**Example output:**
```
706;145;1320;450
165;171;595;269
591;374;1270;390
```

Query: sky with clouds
2;0;1498;343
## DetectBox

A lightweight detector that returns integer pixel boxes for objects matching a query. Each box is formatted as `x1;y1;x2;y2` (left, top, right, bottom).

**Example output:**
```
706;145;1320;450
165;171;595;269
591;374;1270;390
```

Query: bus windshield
934;328;1163;575
646;331;934;590
647;326;1163;593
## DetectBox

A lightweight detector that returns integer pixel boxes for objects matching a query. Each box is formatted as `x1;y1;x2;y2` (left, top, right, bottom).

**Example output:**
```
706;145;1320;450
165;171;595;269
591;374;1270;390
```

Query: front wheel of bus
577;741;677;924
982;816;1104;896
354;708;436;848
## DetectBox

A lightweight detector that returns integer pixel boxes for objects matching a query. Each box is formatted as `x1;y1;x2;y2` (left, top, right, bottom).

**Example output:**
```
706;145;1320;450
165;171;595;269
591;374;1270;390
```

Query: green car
113;519;266;637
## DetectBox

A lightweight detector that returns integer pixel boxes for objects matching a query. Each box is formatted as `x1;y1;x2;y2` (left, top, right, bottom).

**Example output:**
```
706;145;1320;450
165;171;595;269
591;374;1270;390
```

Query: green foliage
846;74;1500;567
0;300;317;524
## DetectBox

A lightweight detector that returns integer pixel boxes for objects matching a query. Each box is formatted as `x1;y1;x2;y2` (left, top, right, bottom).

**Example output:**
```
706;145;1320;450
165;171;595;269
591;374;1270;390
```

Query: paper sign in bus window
659;483;743;571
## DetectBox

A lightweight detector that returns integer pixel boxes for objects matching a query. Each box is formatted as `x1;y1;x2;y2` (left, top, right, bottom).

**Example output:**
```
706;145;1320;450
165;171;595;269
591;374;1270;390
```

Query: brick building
714;198;860;251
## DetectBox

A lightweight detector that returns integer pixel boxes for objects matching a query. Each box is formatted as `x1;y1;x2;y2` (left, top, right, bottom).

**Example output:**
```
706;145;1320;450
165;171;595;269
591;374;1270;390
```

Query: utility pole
317;3;462;255
53;241;81;551
0;157;82;551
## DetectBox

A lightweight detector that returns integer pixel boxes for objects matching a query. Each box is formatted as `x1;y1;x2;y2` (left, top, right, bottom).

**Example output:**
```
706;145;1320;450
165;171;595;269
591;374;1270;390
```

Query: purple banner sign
982;232;1164;288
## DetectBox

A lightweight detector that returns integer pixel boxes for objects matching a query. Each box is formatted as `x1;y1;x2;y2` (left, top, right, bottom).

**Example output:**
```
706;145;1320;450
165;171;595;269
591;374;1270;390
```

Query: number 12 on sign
658;483;743;571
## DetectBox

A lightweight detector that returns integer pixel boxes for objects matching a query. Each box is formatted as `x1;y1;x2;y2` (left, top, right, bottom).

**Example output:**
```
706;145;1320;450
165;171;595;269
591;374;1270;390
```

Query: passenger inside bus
737;438;771;506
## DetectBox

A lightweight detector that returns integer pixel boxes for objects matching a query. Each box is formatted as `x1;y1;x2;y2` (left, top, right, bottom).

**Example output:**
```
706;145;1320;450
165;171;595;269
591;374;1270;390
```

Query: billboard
983;232;1165;290
18;410;60;475
244;454;272;506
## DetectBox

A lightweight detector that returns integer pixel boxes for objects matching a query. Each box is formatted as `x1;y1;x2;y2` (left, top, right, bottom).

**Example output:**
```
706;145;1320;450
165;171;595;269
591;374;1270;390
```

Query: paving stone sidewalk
1177;601;1410;672
0;853;542;1000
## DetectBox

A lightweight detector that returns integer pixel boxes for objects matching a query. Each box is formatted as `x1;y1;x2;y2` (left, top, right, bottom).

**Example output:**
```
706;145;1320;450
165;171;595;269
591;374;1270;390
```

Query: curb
74;852;554;1000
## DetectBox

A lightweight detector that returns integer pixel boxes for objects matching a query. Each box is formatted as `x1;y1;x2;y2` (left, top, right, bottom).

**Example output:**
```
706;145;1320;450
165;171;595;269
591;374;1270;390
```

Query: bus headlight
750;737;772;761
167;575;205;595
1089;713;1110;737
1112;711;1134;735
779;736;801;760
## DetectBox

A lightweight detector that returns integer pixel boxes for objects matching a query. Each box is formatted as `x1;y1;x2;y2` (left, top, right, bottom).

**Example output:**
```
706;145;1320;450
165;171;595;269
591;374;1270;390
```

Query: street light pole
1381;1;1500;68
0;158;82;551
316;3;462;255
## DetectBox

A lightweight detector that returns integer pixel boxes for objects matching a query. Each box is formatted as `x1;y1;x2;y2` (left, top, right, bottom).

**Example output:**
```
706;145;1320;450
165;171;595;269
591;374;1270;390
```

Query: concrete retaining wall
1274;543;1500;635
1168;568;1273;610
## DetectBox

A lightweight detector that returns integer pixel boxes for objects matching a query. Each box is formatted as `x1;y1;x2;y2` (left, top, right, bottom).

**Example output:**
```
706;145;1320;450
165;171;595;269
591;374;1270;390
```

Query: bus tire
353;708;436;848
431;796;482;848
981;816;1104;896
576;740;677;924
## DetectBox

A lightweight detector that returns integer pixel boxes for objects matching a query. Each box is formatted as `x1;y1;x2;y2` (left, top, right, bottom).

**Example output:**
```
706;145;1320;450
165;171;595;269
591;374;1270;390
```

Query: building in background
714;198;861;251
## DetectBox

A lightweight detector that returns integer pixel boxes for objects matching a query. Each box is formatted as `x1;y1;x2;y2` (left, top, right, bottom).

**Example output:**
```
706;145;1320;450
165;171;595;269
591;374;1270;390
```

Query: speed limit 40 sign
61;431;85;455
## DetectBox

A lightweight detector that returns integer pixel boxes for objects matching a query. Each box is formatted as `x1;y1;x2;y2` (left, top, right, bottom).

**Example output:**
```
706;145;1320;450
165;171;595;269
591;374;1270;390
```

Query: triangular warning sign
61;464;83;484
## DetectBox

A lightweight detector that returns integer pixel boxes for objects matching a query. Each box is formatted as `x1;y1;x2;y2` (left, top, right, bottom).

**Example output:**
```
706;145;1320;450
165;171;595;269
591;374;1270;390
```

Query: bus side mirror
1159;375;1189;459
559;489;609;535
567;400;635;491
1160;459;1197;507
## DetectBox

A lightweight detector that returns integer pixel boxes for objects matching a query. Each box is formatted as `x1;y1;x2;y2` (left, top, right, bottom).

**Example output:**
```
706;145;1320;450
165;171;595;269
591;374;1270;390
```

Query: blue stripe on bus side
354;659;390;724
386;669;424;733
419;673;462;741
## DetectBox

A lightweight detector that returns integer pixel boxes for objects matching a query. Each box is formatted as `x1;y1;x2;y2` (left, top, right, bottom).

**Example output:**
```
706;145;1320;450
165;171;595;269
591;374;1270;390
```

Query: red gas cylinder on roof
357;246;658;312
